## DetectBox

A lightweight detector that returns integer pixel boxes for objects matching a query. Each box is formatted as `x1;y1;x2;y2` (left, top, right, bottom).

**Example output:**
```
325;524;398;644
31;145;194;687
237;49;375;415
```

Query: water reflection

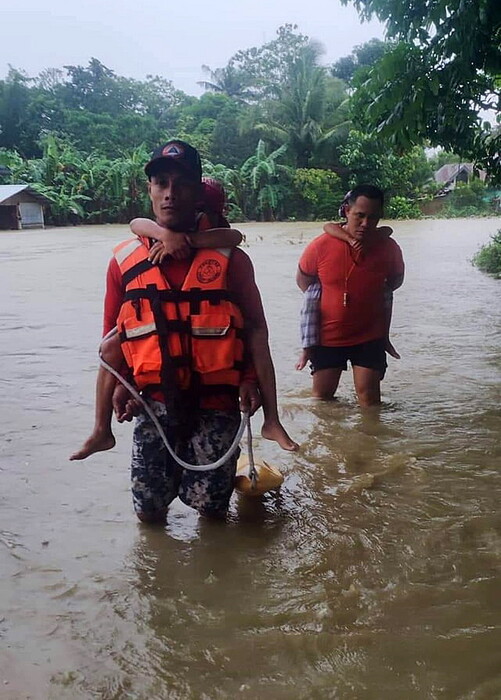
1;220;501;698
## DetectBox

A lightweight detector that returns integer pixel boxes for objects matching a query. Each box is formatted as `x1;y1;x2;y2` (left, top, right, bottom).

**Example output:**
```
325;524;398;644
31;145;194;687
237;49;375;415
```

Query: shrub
292;169;345;220
444;180;490;217
472;230;501;277
386;195;422;219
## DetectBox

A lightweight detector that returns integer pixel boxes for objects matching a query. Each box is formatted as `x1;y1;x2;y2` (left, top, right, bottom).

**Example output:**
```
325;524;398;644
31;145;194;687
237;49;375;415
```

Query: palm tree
240;139;291;221
257;46;349;168
197;64;255;103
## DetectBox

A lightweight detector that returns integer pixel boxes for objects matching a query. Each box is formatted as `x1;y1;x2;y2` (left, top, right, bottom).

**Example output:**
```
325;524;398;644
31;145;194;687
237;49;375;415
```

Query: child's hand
148;241;169;265
148;234;190;264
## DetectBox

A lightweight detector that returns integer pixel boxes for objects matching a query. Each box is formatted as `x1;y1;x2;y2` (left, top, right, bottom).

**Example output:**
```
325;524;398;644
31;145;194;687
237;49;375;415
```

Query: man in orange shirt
296;185;405;406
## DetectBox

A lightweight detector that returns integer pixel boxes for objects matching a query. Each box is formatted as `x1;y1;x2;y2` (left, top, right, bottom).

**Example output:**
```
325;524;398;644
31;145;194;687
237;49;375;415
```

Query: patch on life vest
162;143;184;158
197;259;222;284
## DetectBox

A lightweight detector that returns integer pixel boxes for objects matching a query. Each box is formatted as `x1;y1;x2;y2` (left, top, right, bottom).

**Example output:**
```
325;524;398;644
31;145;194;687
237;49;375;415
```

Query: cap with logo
144;139;202;181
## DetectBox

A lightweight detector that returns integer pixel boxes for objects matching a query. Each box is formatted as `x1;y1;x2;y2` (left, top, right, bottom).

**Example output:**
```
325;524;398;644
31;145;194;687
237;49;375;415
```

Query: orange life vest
113;237;245;400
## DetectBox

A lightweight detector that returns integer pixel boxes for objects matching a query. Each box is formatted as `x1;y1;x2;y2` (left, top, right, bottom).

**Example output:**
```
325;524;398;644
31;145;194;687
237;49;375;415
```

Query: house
433;163;487;192
0;184;51;230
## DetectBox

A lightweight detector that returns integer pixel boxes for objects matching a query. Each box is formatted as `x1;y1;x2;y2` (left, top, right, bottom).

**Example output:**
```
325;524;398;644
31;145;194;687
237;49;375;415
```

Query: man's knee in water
135;509;168;524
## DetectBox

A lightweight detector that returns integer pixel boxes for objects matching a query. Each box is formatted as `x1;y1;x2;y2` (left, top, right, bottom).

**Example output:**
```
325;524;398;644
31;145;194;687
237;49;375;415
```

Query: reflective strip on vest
115;238;143;265
192;325;230;337
124;321;157;339
215;247;231;258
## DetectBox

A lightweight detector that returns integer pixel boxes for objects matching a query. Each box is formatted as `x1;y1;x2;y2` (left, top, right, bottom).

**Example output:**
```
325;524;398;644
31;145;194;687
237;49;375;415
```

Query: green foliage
331;39;392;84
343;0;501;182
256;45;350;168
385;195;422;219
339;130;433;197
2;24;497;225
443;180;491;217
240;139;291;220
228;24;312;100
293;168;344;219
472;230;501;277
427;150;462;172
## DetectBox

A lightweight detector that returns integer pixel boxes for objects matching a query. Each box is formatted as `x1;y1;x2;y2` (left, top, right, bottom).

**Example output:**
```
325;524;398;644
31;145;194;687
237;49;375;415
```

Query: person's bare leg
70;335;122;460
352;365;381;407
312;367;343;400
248;327;299;451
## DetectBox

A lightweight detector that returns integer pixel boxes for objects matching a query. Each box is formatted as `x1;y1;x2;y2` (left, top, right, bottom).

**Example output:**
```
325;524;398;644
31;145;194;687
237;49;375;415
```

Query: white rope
245;411;258;486
99;328;247;472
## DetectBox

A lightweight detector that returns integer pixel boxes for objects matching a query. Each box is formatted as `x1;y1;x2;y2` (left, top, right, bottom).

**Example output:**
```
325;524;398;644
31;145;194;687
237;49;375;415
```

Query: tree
339;129;433;198
229;24;313;100
0;67;40;156
256;45;349;168
342;0;501;181
292;168;344;219
331;38;391;84
197;64;255;103
240;139;291;220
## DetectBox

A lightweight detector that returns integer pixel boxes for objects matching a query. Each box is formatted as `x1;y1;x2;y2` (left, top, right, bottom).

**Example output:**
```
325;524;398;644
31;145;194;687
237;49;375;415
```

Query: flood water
1;218;500;699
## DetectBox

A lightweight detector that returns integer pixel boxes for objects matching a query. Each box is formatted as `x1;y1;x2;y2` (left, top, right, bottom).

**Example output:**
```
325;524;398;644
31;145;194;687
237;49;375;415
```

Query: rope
99;327;246;472
245;411;258;486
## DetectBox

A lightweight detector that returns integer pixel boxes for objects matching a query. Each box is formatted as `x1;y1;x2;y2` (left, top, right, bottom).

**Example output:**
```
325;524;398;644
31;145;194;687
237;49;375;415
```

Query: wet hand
239;381;261;416
112;384;142;422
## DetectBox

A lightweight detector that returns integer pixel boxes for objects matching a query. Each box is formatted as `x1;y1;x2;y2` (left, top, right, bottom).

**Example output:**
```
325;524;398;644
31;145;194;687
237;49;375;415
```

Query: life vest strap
123;287;236;305
122;259;156;286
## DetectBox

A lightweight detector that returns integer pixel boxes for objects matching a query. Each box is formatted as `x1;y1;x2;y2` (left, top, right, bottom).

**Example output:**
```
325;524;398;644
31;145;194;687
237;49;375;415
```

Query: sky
1;0;386;94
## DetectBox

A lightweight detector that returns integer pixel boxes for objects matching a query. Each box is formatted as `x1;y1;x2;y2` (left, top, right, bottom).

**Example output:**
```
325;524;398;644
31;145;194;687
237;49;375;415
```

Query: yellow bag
234;456;284;497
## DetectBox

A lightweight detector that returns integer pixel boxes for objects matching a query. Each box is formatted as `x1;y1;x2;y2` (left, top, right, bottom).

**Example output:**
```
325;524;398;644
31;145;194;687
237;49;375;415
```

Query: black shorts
309;339;387;378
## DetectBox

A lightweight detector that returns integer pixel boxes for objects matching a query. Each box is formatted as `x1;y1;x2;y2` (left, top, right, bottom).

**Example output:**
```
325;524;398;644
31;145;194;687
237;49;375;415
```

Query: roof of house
434;163;486;184
433;163;473;184
0;184;51;205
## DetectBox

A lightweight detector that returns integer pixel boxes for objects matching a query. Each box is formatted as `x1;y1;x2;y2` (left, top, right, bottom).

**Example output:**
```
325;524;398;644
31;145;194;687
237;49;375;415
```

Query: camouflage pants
131;400;241;518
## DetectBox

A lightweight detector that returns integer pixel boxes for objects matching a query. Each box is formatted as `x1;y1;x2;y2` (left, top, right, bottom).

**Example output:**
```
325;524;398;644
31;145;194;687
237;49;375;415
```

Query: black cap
144;139;202;180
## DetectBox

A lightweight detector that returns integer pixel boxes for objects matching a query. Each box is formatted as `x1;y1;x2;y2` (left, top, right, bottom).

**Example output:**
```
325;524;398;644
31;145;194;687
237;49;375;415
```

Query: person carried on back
296;184;405;406
71;139;296;520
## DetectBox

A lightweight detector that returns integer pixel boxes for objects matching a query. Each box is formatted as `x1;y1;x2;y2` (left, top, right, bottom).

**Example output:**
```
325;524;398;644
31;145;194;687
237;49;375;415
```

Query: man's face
148;165;200;230
344;196;382;241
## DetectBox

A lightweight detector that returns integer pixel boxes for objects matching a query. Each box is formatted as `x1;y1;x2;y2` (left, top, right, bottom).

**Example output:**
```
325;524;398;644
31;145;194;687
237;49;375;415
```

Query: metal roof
0;184;51;205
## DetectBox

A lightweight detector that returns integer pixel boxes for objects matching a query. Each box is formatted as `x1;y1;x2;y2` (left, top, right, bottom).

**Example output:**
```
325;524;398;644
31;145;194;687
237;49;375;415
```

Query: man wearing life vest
104;140;278;520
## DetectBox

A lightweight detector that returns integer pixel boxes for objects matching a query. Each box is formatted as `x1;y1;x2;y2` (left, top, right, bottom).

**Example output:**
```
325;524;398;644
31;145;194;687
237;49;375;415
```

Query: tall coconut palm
197;64;255;103
257;46;350;168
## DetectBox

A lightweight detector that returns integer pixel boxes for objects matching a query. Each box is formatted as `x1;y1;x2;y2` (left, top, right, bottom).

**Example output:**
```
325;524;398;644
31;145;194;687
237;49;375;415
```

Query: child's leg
248;330;298;451
260;381;299;452
70;334;123;460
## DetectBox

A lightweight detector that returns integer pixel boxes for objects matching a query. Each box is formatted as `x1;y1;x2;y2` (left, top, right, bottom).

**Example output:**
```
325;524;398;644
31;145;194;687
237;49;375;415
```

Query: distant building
434;163;487;192
0;185;51;230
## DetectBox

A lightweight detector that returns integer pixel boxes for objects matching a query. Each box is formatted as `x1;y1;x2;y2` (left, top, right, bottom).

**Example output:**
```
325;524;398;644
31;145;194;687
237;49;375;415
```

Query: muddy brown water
1;218;500;699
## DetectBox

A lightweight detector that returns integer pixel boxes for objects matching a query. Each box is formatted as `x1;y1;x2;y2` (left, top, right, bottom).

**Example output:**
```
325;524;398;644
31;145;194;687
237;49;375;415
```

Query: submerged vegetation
0;8;499;225
473;230;501;277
